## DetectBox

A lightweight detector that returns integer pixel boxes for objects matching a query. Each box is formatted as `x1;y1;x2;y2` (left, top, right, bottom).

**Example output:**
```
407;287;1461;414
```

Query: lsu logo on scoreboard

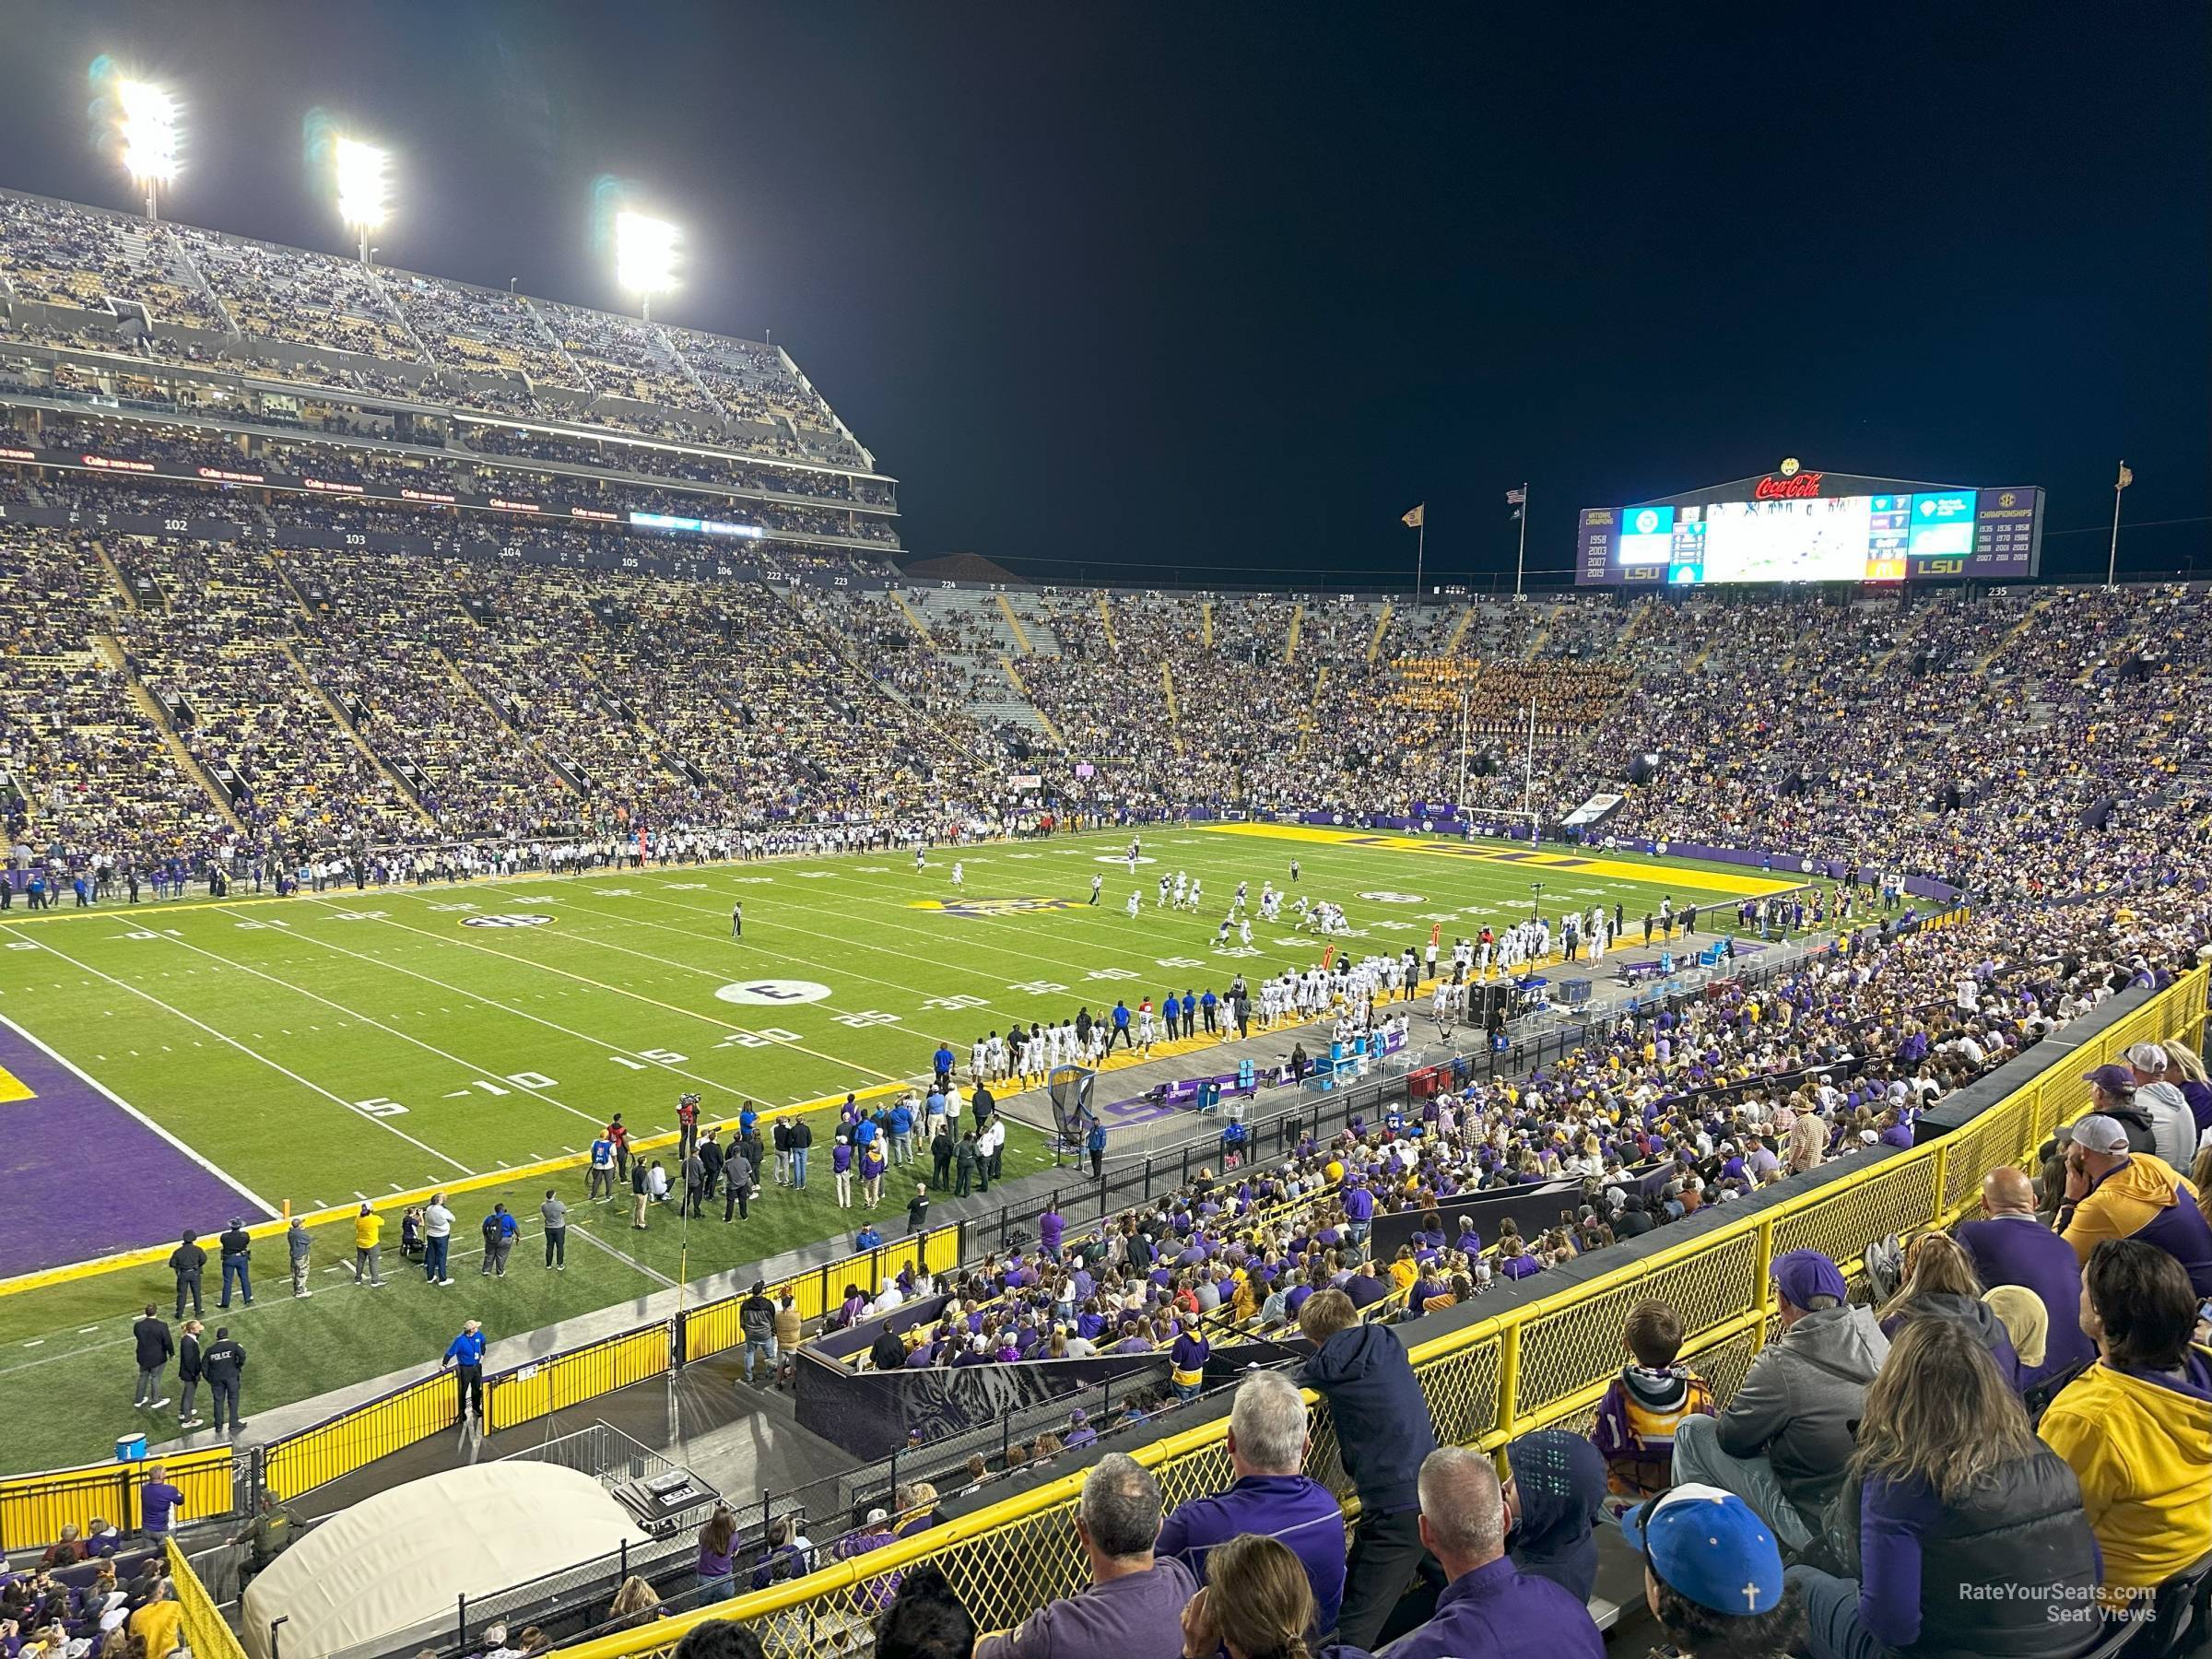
911;896;1079;917
1922;557;1966;575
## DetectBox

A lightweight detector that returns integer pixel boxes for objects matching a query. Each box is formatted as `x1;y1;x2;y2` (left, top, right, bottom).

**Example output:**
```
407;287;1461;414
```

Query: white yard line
5;927;473;1177
535;888;1001;1021
273;900;775;1107
0;1008;279;1218
292;900;908;1088
568;1218;679;1289
141;929;612;1136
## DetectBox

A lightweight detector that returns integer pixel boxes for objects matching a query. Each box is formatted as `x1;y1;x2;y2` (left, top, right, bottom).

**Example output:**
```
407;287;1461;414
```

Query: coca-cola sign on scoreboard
1576;464;2041;586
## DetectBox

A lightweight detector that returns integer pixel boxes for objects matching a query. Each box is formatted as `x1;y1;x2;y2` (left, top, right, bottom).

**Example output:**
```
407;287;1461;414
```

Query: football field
0;823;1796;1472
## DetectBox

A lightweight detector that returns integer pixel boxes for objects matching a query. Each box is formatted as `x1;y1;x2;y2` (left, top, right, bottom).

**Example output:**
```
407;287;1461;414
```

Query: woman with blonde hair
606;1576;662;1630
2163;1040;2212;1138
1874;1232;2020;1387
1787;1316;2099;1659
1177;1534;1318;1659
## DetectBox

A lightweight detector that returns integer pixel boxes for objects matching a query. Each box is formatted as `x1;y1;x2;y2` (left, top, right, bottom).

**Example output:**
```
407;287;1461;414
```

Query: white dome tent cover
241;1462;653;1659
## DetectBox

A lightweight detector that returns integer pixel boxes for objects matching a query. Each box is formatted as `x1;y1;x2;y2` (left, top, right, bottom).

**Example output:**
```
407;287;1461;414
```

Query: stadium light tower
614;210;679;322
334;136;390;265
116;79;179;221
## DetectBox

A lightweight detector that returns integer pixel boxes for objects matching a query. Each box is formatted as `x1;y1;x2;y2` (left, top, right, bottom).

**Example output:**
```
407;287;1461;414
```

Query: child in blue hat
1621;1483;1802;1657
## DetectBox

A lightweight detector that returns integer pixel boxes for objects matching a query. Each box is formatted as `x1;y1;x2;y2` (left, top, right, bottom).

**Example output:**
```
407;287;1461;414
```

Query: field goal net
1046;1065;1097;1151
1459;807;1542;846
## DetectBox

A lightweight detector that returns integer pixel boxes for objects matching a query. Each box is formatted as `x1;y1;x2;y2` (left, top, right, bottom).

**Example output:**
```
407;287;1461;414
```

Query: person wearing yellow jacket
2039;1238;2212;1594
350;1202;386;1287
2055;1112;2212;1296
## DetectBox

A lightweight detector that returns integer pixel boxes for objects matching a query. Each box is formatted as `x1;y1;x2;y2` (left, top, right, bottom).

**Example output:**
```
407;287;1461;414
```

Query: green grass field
0;823;1794;1473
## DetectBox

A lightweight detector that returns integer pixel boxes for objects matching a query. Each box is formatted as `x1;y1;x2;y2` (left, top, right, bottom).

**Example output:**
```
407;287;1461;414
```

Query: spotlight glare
335;136;390;231
116;79;179;185
614;210;680;300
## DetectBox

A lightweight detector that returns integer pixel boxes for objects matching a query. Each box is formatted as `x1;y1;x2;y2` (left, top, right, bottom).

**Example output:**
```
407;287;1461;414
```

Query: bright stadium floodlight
334;136;390;264
116;79;179;220
614;210;679;322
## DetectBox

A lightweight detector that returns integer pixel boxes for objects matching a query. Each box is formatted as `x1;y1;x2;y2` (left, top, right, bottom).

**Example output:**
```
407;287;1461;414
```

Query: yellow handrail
541;964;2207;1659
167;1535;249;1659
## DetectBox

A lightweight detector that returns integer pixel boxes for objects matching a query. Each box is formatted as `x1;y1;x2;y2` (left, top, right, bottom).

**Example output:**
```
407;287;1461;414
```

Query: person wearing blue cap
1620;1483;1800;1657
1671;1249;1888;1550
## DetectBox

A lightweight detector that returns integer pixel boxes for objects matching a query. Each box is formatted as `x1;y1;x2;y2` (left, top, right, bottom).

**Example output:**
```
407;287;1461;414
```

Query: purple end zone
0;1018;269;1278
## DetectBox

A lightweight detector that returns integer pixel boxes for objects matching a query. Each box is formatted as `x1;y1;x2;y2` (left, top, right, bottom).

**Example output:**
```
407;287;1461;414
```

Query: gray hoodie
2136;1079;2197;1175
1714;1302;1888;1528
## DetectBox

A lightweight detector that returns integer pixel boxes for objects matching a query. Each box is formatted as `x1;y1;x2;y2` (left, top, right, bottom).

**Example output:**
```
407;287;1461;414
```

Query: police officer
203;1325;247;1435
218;1218;254;1309
168;1230;206;1319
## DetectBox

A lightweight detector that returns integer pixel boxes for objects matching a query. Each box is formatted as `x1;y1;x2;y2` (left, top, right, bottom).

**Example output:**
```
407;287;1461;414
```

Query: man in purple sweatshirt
1953;1167;2095;1389
1342;1179;1375;1253
1156;1372;1346;1634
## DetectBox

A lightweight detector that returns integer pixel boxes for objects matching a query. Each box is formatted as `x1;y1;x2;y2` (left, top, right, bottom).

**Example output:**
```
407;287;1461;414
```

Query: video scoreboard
1576;467;2043;586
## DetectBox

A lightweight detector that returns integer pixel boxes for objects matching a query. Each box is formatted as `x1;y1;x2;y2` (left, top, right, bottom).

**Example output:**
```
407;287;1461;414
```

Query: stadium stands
6;182;2212;1659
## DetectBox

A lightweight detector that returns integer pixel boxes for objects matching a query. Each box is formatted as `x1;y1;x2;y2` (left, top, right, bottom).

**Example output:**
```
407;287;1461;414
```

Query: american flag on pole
1504;487;1526;504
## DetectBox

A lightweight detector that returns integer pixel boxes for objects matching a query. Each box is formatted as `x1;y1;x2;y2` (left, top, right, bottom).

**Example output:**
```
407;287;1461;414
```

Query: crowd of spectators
0;406;897;547
0;188;875;477
818;1018;2210;1659
0;193;225;332
174;226;420;360
838;883;2196;1414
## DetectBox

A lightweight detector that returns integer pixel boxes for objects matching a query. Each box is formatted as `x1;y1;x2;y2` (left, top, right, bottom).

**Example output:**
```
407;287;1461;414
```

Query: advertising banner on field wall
794;1345;1172;1462
1366;1181;1589;1263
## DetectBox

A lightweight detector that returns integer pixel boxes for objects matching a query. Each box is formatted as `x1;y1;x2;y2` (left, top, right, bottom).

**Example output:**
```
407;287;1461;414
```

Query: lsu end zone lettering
1195;822;1800;898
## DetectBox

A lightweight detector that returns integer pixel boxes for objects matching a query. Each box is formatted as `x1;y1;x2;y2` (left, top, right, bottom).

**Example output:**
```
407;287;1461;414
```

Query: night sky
0;2;2204;587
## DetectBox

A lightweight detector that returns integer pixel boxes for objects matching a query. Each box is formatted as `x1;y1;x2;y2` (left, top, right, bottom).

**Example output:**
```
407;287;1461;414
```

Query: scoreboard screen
1578;471;2042;586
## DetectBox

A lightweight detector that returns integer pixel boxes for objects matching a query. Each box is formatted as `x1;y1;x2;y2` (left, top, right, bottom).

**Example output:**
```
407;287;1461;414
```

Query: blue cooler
114;1432;147;1463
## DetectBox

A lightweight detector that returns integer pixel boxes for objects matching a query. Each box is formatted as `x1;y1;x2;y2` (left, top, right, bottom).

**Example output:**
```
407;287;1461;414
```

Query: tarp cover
241;1462;652;1659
